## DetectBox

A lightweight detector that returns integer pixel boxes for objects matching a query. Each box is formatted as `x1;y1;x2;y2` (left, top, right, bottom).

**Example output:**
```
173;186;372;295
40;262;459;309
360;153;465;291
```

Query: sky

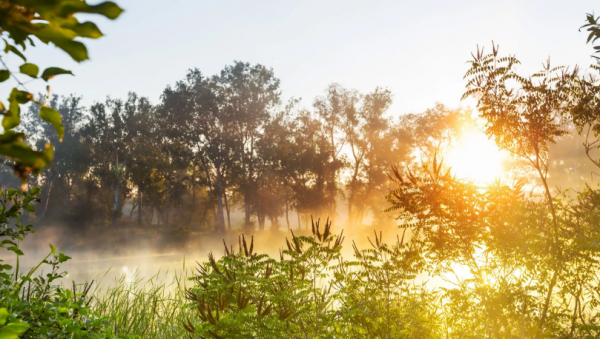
2;0;599;117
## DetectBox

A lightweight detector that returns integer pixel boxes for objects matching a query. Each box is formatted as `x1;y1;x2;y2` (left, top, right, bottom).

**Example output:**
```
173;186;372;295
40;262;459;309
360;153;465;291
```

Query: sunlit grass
91;269;191;338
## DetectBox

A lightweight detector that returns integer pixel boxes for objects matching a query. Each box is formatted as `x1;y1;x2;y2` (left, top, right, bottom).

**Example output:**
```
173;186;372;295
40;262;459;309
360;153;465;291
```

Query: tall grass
91;268;191;338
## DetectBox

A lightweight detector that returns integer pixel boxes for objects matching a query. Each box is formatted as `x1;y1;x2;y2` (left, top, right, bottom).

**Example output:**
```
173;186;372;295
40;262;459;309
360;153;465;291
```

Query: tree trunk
112;153;121;227
137;190;142;225
41;172;54;220
212;204;218;224
190;179;196;225
285;198;290;231
202;164;218;224
112;177;120;227
242;162;252;228
347;193;354;228
269;215;279;231
149;207;154;225
244;191;251;227
199;206;208;229
258;213;265;231
215;166;226;232
128;200;137;219
224;190;232;230
165;191;169;228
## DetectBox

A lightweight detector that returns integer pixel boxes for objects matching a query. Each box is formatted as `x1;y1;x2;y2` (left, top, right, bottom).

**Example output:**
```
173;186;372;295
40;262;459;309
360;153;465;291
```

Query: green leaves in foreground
0;308;30;339
0;188;125;338
41;67;73;81
582;13;600;56
18;64;38;78
39;106;65;141
0;131;54;178
0;0;123;180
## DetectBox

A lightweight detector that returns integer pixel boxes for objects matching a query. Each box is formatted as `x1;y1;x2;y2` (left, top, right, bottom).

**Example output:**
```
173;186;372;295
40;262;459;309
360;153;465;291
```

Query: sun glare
445;131;506;184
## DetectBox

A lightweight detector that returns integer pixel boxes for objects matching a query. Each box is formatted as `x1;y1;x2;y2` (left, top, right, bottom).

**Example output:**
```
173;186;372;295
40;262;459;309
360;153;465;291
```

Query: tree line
0;62;471;232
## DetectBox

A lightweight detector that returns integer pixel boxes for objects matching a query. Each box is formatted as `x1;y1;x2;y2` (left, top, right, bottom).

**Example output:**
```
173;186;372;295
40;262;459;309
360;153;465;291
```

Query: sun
445;130;506;184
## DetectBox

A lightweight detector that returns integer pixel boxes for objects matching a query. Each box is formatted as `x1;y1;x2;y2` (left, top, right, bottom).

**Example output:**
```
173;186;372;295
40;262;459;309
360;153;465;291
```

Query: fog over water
2;210;408;287
2;130;594;289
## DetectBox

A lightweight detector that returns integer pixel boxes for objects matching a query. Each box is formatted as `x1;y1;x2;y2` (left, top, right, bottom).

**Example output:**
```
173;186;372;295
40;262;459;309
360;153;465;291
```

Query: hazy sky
3;0;599;116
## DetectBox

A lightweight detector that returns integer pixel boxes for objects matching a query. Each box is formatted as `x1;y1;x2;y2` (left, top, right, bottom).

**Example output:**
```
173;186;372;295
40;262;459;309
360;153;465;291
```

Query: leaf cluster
0;0;123;180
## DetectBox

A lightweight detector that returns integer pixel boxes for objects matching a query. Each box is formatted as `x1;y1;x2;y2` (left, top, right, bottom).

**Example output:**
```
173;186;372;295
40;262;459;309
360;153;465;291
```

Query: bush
0;188;119;338
184;218;441;338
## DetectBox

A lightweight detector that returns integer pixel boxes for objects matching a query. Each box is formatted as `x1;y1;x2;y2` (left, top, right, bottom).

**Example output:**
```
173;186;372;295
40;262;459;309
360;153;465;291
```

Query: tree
313;84;352;220
217;61;281;229
342;87;397;227
159;69;230;232
21;95;88;220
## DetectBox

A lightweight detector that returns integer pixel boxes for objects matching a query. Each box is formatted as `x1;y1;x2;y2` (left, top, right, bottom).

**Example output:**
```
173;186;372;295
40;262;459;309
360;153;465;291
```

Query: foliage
183;219;441;339
92;270;191;338
6;65;464;230
581;13;600;59
6;8;600;339
0;0;123;180
0;188;125;338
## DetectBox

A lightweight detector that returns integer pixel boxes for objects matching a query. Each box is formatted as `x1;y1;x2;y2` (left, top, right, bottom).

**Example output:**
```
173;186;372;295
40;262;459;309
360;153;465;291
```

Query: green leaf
4;89;21;130
23;205;35;212
54;39;88;62
4;89;33;131
19;63;39;78
5;323;30;333
0;308;8;325
35;27;89;62
39;106;65;141
71;22;104;39
0;70;9;82
6;247;23;256
65;324;81;332
57;253;71;264
4;43;26;62
0;322;31;338
15;91;33;104
41;67;73;81
58;253;71;263
0;130;24;144
30;187;40;195
58;1;124;20
1;240;17;247
50;244;56;256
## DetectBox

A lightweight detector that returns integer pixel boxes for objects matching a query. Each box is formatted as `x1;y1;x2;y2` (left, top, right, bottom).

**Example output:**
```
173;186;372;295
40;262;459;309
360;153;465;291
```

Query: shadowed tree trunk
128;200;137;219
41;171;54;220
243;162;252;228
112;153;123;227
269;215;279;230
224;190;231;230
165;191;169;228
137;190;142;225
257;212;265;231
215;165;226;232
285;197;290;231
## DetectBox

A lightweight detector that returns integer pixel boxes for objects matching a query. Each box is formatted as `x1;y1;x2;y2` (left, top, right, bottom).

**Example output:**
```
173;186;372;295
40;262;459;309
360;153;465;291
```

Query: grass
90;268;191;338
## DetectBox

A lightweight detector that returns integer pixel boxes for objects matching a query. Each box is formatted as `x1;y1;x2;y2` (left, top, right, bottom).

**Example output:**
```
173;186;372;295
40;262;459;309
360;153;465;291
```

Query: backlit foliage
0;0;123;180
